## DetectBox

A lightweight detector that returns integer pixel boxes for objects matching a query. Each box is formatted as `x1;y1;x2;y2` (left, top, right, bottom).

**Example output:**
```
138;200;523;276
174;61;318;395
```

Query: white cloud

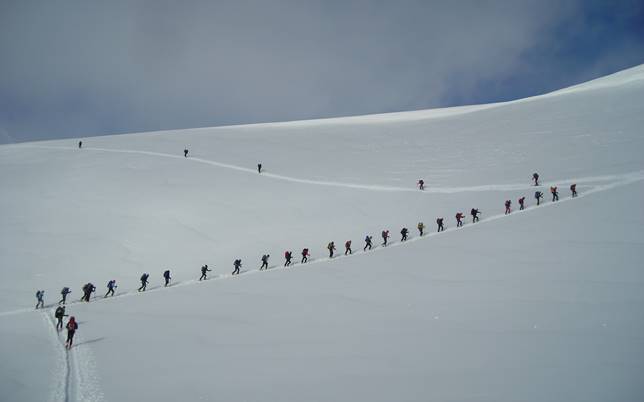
0;0;642;142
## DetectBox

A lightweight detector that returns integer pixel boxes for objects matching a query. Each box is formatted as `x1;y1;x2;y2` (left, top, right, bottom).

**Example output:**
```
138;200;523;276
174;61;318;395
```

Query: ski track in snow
41;310;104;402
16;144;627;193
42;312;69;402
4;170;643;318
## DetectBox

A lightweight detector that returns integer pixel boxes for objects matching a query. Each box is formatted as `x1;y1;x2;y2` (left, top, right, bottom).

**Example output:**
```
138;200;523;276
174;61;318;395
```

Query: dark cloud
1;0;643;143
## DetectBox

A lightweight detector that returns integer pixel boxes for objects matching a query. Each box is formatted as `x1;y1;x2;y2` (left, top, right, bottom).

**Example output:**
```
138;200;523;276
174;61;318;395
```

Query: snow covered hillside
1;64;644;402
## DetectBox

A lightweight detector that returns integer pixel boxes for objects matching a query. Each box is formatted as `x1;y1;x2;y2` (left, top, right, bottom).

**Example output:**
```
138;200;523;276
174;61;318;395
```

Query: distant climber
284;251;293;267
471;208;480;223
258;163;262;173
533;172;540;186
417;222;425;236
163;269;171;287
327;241;336;258
79;284;88;302
260;254;270;270
345;240;352;255
518;196;526;210
184;148;189;158
81;283;96;302
418;179;425;190
78;140;82;149
401;227;409;241
301;248;310;263
65;316;78;349
550;186;559;202
363;235;373;251
35;290;44;309
55;306;67;331
59;287;71;305
104;280;117;297
505;200;512;215
381;230;390;246
232;259;242;275
455;212;465;227
570;183;577;198
138;273;149;292
535;190;544;205
199;265;211;280
436;217;444;232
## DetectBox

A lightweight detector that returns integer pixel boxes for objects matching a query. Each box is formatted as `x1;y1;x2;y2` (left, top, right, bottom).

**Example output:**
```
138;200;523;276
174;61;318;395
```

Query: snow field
1;64;644;401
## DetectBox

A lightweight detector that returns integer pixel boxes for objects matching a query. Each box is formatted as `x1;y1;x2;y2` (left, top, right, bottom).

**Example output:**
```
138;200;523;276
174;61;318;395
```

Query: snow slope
1;64;644;402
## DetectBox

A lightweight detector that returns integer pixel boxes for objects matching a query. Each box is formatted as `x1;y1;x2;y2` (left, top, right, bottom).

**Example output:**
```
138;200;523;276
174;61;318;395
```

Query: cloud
0;0;643;143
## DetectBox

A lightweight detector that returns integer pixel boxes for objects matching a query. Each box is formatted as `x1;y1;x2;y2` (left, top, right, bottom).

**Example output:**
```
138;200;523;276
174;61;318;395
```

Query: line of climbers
55;151;581;346
34;172;578;309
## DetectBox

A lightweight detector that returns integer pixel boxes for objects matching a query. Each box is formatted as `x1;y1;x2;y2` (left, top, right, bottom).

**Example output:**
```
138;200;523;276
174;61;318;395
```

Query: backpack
303;248;309;255
62;287;69;294
141;274;147;281
164;270;170;277
36;290;42;298
55;307;64;317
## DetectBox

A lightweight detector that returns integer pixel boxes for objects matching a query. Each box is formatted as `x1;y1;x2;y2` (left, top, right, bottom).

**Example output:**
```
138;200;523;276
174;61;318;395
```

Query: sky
1;0;643;144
